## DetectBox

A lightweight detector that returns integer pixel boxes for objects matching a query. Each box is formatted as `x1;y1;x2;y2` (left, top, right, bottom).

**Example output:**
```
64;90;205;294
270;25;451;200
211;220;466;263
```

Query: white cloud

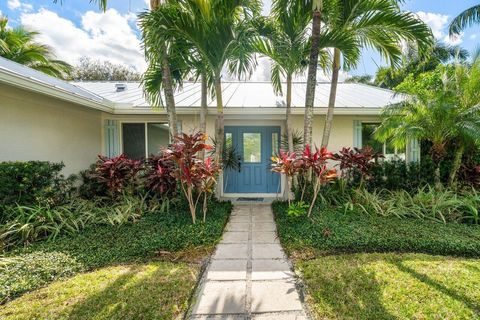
20;8;146;71
415;11;463;45
7;0;33;12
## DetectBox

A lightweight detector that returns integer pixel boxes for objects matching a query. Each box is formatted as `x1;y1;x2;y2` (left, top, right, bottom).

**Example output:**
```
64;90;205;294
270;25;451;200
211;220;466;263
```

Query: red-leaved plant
144;154;176;196
333;146;382;187
91;154;142;197
271;151;301;205
301;145;337;216
164;132;220;224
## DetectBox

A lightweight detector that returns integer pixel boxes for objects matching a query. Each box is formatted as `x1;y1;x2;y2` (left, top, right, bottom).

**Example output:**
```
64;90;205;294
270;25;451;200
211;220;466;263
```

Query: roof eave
0;70;114;113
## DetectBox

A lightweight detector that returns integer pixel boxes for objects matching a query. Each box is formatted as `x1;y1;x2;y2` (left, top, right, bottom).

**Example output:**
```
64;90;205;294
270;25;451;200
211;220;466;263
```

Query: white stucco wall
0;84;103;175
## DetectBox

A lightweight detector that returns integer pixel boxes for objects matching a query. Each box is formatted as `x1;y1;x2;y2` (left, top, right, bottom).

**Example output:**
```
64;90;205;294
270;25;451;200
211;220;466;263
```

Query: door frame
220;120;285;198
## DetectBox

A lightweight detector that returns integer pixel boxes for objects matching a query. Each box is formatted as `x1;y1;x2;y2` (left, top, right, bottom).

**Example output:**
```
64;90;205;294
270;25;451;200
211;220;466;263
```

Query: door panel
224;126;280;194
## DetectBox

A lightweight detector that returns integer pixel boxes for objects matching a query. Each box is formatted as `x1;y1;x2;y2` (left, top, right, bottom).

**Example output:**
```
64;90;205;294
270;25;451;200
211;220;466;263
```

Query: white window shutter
353;120;362;148
104;120;119;157
407;138;420;163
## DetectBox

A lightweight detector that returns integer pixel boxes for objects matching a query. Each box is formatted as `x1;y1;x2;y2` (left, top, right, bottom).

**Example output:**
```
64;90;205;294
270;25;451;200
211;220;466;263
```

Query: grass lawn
1;200;232;308
298;253;480;319
0;261;199;320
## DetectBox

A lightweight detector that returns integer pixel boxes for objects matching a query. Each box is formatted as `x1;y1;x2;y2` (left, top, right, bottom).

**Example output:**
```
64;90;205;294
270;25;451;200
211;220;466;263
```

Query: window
361;122;405;160
122;123;145;160
243;133;261;163
122;122;170;159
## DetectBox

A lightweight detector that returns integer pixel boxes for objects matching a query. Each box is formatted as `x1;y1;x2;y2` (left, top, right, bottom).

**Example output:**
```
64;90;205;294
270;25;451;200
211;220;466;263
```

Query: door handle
238;161;241;172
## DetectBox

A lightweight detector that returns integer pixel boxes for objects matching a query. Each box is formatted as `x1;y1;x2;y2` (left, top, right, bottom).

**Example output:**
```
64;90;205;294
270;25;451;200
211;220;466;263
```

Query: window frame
120;121;172;159
359;121;406;160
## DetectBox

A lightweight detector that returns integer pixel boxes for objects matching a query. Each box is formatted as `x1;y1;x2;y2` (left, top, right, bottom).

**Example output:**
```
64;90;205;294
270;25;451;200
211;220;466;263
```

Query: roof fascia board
0;71;114;113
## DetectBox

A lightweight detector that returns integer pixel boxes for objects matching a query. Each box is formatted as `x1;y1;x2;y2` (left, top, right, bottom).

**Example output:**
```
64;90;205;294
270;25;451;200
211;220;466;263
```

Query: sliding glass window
122;122;170;159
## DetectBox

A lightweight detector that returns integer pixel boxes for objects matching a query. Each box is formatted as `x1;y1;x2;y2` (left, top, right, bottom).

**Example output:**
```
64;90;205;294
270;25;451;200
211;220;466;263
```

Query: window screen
147;123;170;155
122;123;145;160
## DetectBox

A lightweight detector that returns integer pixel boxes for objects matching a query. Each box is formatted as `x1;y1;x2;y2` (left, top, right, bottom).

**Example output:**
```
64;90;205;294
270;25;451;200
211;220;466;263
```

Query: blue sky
1;0;479;79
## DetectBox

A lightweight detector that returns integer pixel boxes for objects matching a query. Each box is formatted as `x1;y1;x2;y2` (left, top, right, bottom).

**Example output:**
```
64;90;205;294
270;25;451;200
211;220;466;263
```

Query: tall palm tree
143;0;260;162
320;0;433;148
0;17;71;78
254;2;311;152
138;1;182;138
254;1;357;153
304;0;323;147
449;4;480;36
375;61;480;189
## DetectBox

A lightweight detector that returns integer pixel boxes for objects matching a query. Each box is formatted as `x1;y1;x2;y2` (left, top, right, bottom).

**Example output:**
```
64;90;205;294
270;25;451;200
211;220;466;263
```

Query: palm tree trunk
304;1;322;147
449;144;465;187
214;73;224;164
286;73;294;153
161;49;178;138
321;48;340;148
199;73;208;159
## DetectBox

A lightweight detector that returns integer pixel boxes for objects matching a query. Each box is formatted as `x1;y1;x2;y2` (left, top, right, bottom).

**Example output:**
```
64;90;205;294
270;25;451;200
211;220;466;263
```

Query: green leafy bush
287;201;308;218
0;161;75;208
0;251;82;303
345;186;480;225
273;201;480;258
1;200;231;301
0;195;157;250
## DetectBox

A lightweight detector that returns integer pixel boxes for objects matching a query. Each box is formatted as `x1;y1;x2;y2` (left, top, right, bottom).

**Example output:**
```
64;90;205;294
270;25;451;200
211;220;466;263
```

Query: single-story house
0;56;417;198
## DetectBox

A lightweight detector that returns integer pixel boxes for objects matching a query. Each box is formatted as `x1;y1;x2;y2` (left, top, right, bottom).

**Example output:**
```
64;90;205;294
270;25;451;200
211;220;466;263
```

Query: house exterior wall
0;84;103;175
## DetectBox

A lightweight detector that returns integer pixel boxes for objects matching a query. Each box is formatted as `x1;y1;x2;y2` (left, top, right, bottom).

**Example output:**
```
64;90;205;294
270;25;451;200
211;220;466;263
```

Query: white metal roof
72;81;403;109
0;56;402;114
0;56;106;104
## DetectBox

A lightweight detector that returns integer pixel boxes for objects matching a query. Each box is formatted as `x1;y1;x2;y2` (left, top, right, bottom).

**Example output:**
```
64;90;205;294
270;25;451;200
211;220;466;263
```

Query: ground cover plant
272;201;480;258
0;199;231;303
298;253;480;320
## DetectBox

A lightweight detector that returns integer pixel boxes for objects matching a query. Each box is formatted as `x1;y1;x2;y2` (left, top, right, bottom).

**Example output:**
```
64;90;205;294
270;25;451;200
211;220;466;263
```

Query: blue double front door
224;126;281;194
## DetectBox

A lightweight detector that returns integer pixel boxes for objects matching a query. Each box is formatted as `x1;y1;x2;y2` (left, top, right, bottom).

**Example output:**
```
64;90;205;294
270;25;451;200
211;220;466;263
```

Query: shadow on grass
303;261;396;320
392;259;480;314
300;253;480;319
66;264;195;320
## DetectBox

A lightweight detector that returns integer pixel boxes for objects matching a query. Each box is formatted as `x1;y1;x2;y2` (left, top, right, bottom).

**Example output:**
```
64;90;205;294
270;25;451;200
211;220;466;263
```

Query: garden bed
272;202;480;258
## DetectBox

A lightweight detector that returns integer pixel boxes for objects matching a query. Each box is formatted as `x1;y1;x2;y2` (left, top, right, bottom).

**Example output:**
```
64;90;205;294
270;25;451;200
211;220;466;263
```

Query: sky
1;0;480;80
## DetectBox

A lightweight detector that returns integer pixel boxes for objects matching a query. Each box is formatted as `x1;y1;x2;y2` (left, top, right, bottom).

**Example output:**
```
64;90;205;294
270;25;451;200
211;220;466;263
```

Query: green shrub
0;251;82;303
0;161;75;209
273;201;480;258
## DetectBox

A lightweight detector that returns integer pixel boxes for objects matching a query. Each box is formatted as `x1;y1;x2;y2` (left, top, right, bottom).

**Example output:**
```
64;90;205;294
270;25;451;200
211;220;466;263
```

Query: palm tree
320;0;433;148
143;0;260;162
0;16;71;78
374;41;468;89
449;4;480;36
375;61;480;189
304;0;323;147
253;2;311;152
54;0;108;11
138;1;184;138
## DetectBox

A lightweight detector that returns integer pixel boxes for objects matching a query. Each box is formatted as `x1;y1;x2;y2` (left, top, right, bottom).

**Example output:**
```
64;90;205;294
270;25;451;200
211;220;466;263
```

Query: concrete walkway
190;204;308;320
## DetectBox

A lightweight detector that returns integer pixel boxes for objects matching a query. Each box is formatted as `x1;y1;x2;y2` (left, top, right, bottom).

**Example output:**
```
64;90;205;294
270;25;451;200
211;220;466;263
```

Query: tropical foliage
449;3;480;36
0;16;71;78
376;60;480;189
319;0;433;148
